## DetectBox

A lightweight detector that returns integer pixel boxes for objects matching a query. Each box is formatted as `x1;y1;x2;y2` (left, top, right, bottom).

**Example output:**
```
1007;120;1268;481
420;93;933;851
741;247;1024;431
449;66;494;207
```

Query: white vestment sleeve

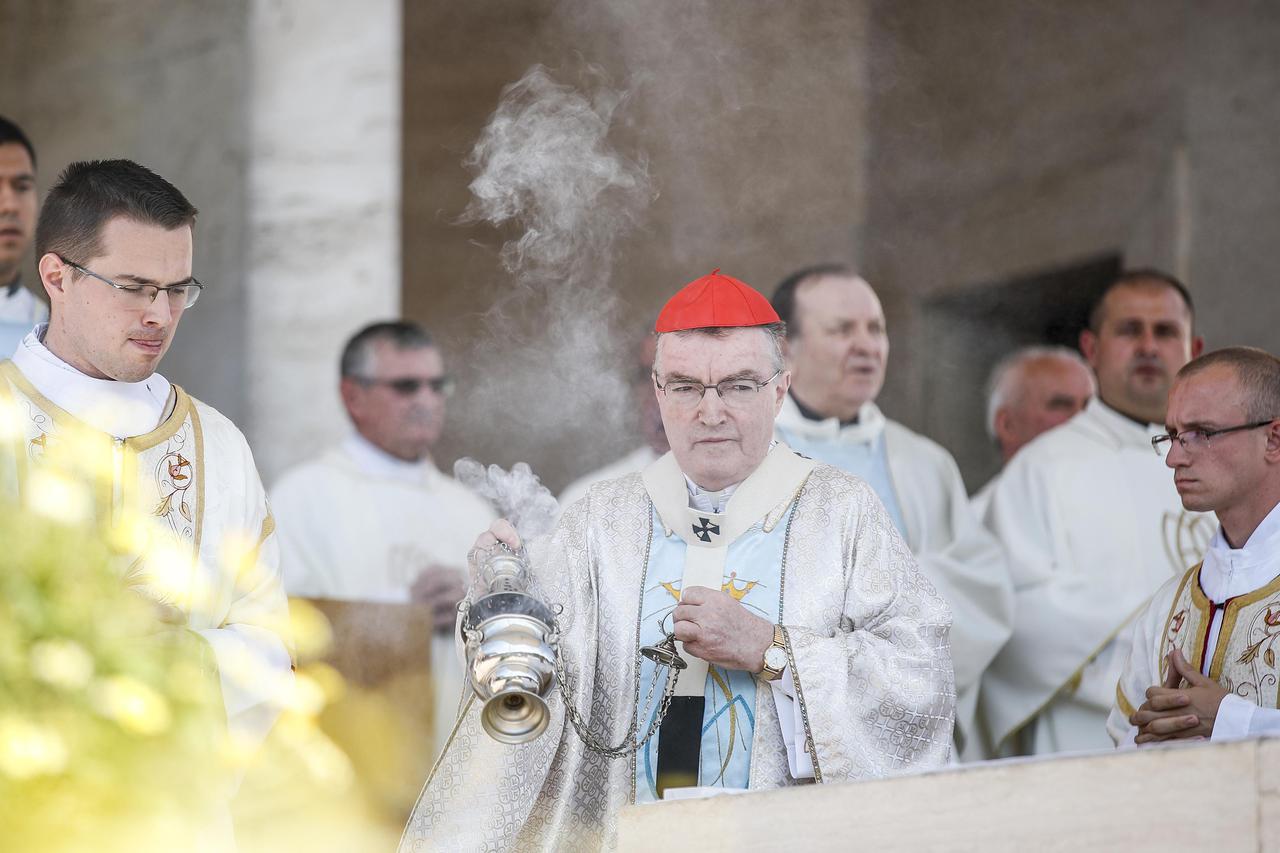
196;511;294;750
1212;695;1261;741
768;667;815;779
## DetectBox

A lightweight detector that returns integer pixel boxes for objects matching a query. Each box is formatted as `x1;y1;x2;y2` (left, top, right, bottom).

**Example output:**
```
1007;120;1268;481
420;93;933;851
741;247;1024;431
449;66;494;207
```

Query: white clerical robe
0;279;48;324
400;443;955;853
1108;500;1280;745
269;437;496;753
982;398;1213;755
1;333;293;749
774;397;1012;759
558;445;659;514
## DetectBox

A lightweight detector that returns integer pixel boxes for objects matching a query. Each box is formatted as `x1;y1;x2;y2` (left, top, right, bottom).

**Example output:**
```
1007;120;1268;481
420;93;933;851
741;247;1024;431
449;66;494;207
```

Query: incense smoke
451;64;654;496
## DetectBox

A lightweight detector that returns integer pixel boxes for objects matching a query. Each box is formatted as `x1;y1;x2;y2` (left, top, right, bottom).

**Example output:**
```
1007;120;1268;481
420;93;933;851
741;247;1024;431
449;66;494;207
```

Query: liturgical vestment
400;443;955;852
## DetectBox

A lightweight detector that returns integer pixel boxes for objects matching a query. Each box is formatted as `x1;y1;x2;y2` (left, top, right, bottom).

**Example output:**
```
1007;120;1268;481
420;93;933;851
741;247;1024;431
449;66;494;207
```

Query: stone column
245;0;402;484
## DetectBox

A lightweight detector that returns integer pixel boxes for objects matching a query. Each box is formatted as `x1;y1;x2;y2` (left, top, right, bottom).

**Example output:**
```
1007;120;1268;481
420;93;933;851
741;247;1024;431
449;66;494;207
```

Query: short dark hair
1178;347;1280;423
771;263;857;339
340;321;436;378
1088;268;1194;332
0;115;36;167
35;160;197;264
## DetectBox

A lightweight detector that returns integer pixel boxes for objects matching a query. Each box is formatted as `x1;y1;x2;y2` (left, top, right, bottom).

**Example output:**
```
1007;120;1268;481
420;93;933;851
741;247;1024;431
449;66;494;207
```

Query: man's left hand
1131;648;1228;744
411;565;468;632
672;585;774;673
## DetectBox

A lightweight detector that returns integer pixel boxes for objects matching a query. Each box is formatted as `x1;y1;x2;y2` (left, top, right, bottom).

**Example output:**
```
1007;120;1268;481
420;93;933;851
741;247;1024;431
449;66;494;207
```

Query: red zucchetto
654;269;781;333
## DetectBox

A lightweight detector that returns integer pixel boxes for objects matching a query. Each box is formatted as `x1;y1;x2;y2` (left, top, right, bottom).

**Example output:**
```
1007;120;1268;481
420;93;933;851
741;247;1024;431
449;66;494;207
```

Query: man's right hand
468;519;523;571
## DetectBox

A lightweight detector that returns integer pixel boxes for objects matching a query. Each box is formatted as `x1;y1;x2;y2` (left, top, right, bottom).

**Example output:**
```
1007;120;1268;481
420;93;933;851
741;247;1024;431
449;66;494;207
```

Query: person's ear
1079;328;1099;368
1190;335;1205;359
37;253;69;305
1264;419;1280;464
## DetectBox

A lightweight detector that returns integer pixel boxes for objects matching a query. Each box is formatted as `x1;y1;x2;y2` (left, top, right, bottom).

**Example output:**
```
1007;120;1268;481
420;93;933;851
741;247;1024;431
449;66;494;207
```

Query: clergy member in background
1110;347;1280;746
558;334;669;511
0;116;49;333
403;270;954;852
983;269;1210;756
2;159;293;845
971;345;1096;517
270;320;495;753
769;263;1011;760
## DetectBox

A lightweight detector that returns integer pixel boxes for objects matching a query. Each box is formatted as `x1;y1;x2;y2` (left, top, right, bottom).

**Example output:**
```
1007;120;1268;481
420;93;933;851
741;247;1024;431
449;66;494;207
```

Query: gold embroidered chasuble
400;445;955;853
0;360;292;744
1112;562;1280;729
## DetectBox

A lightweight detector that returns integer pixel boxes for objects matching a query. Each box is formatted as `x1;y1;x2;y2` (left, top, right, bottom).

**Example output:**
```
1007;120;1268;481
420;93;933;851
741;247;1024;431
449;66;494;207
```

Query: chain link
555;632;682;758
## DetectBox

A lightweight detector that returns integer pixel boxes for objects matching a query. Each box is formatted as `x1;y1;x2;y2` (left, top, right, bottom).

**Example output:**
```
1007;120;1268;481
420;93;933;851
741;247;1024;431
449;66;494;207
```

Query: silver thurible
462;547;558;744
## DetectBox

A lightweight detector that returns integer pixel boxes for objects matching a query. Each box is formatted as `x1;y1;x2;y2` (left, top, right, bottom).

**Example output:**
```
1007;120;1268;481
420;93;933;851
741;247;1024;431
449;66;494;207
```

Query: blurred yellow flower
30;638;95;691
24;469;94;525
91;675;173;736
0;716;68;779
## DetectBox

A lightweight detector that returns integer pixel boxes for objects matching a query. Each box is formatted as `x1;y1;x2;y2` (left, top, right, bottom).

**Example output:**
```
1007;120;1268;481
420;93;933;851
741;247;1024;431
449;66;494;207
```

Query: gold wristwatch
758;624;787;682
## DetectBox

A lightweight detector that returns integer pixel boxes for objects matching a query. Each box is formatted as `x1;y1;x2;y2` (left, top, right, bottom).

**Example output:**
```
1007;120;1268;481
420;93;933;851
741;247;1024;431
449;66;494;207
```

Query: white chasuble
0;360;293;752
400;444;955;853
982;398;1213;755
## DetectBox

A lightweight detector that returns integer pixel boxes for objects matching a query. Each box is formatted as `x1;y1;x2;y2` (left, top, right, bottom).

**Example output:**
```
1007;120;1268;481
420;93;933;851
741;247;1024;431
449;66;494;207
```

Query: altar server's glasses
356;375;455;397
58;256;203;310
654;369;782;409
1151;419;1278;455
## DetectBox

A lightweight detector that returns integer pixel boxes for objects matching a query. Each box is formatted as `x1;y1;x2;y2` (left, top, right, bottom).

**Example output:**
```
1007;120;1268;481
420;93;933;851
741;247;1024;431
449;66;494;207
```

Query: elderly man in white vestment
271;321;496;753
767;263;1011;760
0;160;293;846
983;269;1211;756
400;270;955;852
1109;347;1280;746
970;346;1096;518
558;334;669;511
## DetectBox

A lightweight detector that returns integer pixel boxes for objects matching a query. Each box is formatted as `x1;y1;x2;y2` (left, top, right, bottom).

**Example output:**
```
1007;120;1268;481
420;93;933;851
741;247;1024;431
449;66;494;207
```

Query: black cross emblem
692;517;720;542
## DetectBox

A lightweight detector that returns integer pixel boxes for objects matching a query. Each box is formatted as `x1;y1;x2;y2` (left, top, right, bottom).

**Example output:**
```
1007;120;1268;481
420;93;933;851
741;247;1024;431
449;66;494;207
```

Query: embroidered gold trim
1211;566;1280;679
189;402;206;557
1115;683;1136;719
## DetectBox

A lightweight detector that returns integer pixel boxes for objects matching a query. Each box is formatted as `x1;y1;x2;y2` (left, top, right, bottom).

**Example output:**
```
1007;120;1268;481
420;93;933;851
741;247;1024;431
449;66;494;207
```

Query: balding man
1110;347;1280;746
972;346;1096;517
770;263;1011;760
983;269;1212;756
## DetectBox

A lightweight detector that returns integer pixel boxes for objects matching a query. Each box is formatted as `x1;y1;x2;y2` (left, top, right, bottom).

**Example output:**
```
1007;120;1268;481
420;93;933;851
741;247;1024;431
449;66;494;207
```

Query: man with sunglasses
1109;347;1280;746
0;159;292;841
404;270;953;851
982;270;1211;757
270;320;495;754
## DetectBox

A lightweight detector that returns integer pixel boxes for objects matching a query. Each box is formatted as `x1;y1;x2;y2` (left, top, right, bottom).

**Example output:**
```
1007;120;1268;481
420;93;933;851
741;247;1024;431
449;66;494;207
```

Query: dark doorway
918;253;1122;490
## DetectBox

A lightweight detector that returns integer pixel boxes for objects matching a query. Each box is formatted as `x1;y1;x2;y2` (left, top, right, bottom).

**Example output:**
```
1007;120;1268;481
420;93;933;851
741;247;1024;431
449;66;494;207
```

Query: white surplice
1109;500;1280;745
0;279;48;325
269;437;496;753
774;397;1013;759
558;445;659;514
982;398;1214;755
400;443;955;852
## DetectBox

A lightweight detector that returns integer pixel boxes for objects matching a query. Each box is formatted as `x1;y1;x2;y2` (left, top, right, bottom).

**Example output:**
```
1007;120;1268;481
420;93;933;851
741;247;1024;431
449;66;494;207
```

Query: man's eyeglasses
355;376;455;397
654;369;781;410
58;256;204;310
1151;419;1277;455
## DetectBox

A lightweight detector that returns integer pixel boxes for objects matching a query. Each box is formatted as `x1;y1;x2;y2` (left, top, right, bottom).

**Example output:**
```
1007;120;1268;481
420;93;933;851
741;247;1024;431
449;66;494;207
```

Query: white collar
774;394;886;444
1084;397;1163;450
10;324;172;438
684;476;739;513
341;431;440;485
1201;500;1280;602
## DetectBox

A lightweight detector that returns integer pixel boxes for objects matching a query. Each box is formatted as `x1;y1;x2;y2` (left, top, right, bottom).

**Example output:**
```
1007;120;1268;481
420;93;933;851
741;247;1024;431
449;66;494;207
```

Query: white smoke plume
450;63;655;493
453;458;559;541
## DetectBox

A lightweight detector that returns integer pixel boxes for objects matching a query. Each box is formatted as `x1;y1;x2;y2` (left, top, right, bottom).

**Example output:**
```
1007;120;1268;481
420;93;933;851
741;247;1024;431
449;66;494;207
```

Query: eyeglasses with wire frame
57;255;204;309
1151;419;1278;455
654;369;782;409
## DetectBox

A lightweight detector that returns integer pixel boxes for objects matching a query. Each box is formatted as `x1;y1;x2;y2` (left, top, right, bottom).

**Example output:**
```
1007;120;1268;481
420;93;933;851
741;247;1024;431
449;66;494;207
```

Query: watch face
764;646;787;671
